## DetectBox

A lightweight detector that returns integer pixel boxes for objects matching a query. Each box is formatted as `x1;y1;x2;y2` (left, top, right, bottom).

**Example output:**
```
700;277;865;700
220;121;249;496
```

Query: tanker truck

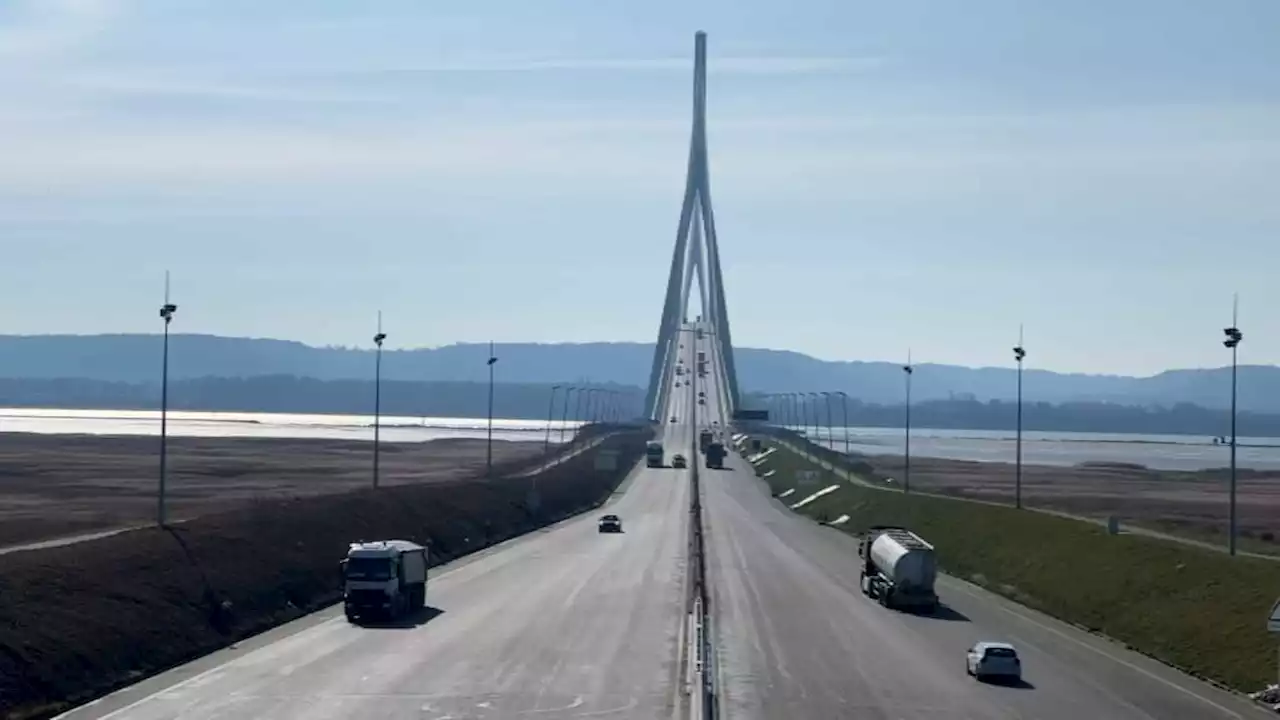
858;526;939;612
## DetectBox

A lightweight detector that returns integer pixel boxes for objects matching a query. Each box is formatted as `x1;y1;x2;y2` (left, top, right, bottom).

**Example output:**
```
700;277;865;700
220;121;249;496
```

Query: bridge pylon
644;31;741;420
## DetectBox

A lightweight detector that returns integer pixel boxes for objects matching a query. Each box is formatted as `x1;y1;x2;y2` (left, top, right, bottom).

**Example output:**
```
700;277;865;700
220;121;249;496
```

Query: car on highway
965;641;1021;681
672;454;687;469
698;397;705;405
598;514;623;533
670;416;678;423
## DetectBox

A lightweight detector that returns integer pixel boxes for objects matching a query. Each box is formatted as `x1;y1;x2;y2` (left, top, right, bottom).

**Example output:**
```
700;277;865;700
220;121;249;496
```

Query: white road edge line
944;580;1255;719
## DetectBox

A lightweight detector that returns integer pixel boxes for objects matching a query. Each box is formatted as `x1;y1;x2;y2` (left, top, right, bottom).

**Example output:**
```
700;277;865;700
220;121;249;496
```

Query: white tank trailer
858;526;939;612
341;540;428;623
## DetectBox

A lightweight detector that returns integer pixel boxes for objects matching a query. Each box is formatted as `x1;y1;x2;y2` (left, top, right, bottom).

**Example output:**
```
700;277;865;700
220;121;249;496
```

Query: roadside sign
1268;598;1280;633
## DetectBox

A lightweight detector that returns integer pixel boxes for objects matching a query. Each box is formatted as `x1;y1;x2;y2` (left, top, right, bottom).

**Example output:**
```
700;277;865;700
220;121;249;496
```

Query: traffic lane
67;453;691;720
703;457;1271;720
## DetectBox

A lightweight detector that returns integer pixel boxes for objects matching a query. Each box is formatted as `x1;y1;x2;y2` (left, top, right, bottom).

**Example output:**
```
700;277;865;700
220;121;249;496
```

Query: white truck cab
342;540;428;622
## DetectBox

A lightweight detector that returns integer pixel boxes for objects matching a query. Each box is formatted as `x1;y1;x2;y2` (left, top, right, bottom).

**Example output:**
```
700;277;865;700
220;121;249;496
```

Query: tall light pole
835;390;851;456
157;272;177;527
559;386;576;445
485;342;499;477
586;387;600;424
822;391;836;452
372;313;387;489
1013;328;1026;510
1224;295;1243;557
808;392;822;446
795;393;805;435
903;351;913;494
543;385;561;454
574;386;588;441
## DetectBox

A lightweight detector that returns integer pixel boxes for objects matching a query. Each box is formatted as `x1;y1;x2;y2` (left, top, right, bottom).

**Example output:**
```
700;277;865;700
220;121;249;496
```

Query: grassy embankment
0;427;651;720
741;434;1280;694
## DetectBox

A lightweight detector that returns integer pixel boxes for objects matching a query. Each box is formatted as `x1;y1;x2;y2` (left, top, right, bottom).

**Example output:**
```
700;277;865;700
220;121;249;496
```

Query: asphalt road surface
59;343;703;720
692;338;1271;719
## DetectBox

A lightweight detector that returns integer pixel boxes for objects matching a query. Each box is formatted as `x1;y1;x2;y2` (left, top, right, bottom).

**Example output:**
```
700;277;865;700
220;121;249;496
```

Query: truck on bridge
699;429;714;453
858;526;939;613
341;540;428;623
705;441;726;469
645;440;664;468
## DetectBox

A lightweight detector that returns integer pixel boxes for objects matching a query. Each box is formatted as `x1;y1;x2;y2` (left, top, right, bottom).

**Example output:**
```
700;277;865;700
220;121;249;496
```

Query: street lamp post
157;272;177;527
486;342;498;479
544;385;561;454
1224;296;1243;557
903;352;913;494
822;391;836;453
559;387;576;445
1013;330;1026;510
836;391;851;456
372;313;387;489
573;386;588;444
808;392;822;448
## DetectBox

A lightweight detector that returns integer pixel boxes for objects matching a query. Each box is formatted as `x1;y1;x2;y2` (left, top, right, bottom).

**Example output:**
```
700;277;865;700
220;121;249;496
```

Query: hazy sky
1;0;1277;376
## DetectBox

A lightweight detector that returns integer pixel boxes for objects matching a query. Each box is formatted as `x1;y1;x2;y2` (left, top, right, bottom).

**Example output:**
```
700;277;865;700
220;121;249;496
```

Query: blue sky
0;0;1277;376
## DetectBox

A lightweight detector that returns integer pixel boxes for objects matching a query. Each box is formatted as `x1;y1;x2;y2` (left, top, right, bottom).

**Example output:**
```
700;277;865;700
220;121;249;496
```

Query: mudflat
0;433;544;547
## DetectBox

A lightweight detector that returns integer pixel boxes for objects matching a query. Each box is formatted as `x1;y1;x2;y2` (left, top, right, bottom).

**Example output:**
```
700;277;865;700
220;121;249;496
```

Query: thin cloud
0;0;119;61
291;54;887;77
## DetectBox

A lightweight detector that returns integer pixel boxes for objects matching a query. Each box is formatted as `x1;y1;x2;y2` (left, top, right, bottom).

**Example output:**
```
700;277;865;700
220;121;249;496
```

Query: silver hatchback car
966;641;1021;681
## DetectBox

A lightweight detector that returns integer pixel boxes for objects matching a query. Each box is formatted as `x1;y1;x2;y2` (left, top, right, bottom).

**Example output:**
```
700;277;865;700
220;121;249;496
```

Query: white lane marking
945;581;1253;719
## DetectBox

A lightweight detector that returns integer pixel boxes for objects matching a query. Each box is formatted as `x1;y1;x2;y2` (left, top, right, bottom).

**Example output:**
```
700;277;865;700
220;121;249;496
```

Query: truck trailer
645;440;665;468
705;441;726;469
858;526;939;612
342;539;428;622
699;429;714;453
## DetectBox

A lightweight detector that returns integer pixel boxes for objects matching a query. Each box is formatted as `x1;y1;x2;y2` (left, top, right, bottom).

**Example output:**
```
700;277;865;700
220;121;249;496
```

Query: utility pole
559;387;576;445
1223;295;1243;556
543;385;561;454
372;313;387;489
836;391;851;456
157;271;177;527
903;350;913;494
1014;327;1026;510
486;342;498;478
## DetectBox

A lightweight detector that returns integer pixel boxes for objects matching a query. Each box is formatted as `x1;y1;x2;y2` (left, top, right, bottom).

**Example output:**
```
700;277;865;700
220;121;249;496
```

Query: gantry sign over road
644;31;742;420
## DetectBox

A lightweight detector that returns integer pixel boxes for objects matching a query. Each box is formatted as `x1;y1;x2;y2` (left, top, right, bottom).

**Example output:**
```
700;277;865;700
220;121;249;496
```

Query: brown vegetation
0;429;650;719
859;453;1280;545
0;433;545;548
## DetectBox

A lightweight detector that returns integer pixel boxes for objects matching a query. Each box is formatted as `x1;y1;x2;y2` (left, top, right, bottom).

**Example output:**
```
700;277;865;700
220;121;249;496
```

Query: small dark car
598;514;623;533
672;454;688;469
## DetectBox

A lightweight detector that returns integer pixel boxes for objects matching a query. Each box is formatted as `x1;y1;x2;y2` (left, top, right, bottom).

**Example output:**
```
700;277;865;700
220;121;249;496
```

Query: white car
966;641;1021;681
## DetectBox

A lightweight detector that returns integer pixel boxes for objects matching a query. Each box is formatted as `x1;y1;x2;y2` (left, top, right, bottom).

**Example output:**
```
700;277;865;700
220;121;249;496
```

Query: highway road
692;336;1272;719
58;344;703;720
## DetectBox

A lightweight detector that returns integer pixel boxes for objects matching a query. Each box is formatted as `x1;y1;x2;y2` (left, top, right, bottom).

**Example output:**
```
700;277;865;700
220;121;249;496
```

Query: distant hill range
0;333;1275;412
